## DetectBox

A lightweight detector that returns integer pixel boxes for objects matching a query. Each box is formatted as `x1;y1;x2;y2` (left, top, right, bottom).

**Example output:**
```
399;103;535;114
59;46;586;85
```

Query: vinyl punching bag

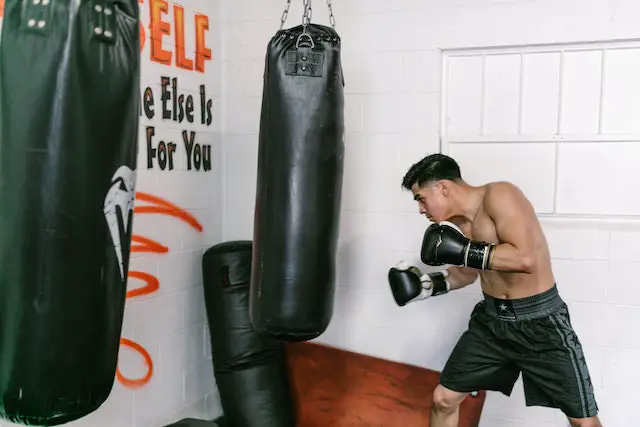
250;2;345;342
203;241;295;427
0;0;140;425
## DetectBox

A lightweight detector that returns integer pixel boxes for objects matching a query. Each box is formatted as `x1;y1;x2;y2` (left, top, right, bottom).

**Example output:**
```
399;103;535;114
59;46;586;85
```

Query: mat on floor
164;417;222;426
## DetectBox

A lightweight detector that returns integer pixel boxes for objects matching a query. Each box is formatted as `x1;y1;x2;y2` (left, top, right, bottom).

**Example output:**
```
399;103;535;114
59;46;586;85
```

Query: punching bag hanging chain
297;0;314;48
280;0;292;30
279;0;335;30
302;0;312;27
326;0;335;28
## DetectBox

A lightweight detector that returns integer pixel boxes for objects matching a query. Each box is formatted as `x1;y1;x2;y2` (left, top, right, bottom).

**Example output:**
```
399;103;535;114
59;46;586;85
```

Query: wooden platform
285;342;487;427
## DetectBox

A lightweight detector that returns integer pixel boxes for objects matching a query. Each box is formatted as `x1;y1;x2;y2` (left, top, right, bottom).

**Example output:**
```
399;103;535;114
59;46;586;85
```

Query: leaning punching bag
203;242;295;427
0;0;140;425
250;1;345;342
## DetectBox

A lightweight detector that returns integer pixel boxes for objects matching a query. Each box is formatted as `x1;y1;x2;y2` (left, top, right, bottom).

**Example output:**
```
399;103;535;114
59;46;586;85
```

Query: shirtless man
388;154;601;427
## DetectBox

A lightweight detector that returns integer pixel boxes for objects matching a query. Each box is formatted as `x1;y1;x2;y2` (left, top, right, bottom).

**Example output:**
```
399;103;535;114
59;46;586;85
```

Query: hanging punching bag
250;2;345;342
203;241;295;427
0;0;140;425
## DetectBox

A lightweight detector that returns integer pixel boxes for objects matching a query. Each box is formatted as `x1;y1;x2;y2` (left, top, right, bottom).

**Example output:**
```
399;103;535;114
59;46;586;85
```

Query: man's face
411;181;449;223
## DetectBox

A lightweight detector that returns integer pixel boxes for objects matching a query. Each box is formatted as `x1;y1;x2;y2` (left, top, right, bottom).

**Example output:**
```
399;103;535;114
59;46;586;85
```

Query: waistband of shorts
482;284;564;321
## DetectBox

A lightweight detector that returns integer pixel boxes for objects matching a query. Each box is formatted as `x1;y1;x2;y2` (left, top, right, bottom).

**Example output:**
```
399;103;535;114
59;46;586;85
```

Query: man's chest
459;214;498;244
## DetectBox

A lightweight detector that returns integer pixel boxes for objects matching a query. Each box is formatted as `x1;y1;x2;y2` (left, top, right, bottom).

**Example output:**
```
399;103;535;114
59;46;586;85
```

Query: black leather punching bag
0;0;140;424
203;241;295;427
250;19;345;342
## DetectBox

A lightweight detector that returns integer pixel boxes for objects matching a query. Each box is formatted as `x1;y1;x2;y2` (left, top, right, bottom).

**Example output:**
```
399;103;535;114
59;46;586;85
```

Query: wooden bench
285;342;487;427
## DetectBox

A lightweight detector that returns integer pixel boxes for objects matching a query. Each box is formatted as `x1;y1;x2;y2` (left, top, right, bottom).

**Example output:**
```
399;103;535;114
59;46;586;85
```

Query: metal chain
279;0;335;30
327;0;335;28
280;0;292;30
302;0;312;27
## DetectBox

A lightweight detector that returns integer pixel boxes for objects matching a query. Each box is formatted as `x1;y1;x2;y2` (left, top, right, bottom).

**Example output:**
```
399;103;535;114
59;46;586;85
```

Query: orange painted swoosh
135;192;203;232
118;191;203;389
131;235;169;253
117;338;154;388
127;271;160;298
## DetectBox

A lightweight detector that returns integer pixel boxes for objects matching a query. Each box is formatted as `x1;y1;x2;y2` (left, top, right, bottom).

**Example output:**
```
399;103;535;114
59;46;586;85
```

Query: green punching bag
0;0;140;424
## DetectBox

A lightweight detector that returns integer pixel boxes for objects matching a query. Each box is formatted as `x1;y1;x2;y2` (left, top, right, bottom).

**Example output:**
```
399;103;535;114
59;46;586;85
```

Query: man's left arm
484;183;536;273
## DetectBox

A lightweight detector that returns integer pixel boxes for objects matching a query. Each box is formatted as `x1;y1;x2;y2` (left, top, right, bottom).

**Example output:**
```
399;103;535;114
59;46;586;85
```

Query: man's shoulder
482;181;530;211
483;181;524;200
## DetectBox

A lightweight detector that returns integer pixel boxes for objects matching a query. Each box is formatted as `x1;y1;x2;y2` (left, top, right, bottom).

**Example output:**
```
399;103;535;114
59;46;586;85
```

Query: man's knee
568;416;602;427
432;384;468;415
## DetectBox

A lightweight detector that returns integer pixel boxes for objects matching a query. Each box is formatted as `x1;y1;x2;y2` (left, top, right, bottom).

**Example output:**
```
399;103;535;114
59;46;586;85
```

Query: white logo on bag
103;166;136;280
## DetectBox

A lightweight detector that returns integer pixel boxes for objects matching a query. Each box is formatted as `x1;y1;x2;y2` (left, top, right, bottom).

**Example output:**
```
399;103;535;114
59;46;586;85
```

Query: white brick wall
0;0;224;426
221;1;640;426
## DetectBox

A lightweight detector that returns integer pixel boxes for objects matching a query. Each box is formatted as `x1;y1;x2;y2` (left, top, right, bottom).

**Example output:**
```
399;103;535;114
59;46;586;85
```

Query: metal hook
296;32;315;49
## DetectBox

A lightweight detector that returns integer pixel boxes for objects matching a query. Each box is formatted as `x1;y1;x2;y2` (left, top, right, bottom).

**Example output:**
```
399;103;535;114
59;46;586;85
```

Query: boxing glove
421;221;495;271
388;261;450;306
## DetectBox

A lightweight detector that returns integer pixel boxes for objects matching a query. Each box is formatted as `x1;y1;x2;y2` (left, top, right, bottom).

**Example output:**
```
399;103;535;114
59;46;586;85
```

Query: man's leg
430;384;468;427
567;416;602;427
518;301;600;424
433;303;520;426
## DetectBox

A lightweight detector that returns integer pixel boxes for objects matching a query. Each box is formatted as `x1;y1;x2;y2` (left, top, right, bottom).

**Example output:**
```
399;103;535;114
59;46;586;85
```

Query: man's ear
439;180;450;196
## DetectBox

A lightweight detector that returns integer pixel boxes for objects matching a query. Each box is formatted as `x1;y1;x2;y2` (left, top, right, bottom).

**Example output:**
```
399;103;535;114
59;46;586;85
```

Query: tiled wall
220;0;640;426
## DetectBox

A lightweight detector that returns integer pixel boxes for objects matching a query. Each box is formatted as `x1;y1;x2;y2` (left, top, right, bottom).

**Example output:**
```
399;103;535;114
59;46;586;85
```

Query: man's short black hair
401;153;462;190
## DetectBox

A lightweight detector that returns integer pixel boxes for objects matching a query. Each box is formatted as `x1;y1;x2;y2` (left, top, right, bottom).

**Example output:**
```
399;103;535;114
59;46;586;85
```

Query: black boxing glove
421;221;496;270
388;261;450;306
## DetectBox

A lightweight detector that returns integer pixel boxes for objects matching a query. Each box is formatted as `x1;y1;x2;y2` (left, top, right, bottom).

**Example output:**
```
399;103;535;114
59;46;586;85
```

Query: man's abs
480;268;555;299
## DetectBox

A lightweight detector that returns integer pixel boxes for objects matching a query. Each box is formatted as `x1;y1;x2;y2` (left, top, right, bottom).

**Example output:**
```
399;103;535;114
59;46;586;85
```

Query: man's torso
456;183;556;300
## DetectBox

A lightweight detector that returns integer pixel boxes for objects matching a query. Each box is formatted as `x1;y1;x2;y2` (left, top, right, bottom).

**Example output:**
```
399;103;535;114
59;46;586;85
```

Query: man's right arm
445;266;479;290
388;263;479;307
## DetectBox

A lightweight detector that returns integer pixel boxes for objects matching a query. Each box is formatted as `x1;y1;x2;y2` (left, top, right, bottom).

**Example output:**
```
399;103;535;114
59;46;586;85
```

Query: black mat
164;417;223;427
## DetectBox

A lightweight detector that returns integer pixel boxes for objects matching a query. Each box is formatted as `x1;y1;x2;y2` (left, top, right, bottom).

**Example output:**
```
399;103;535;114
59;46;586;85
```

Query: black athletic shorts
439;284;598;419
